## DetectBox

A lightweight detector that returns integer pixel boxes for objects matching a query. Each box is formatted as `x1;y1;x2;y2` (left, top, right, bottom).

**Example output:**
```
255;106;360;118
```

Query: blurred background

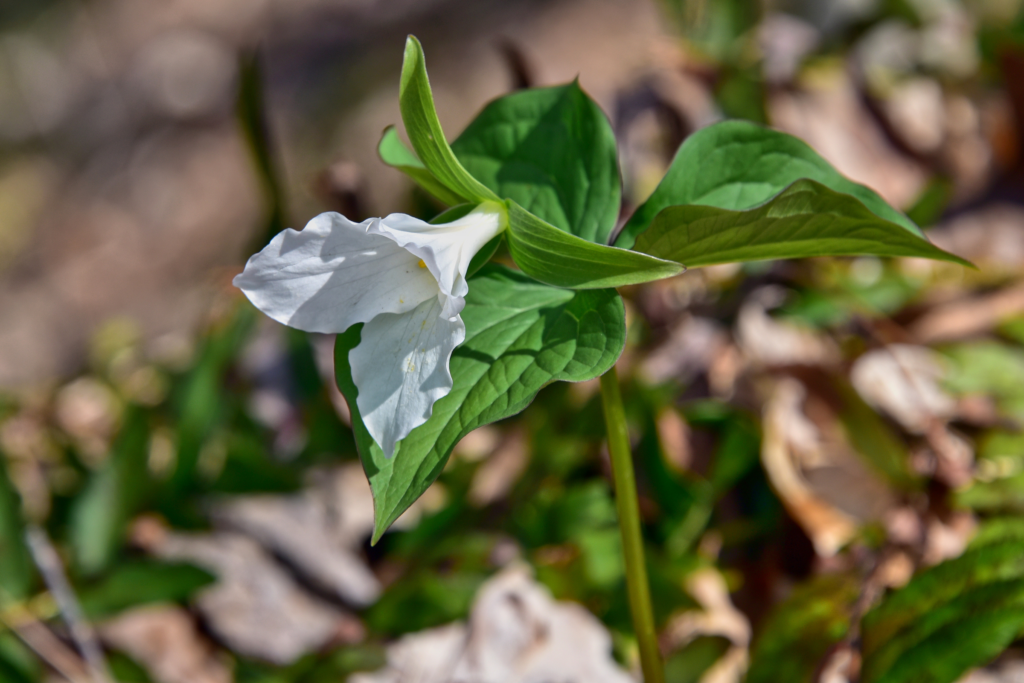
1;0;1024;681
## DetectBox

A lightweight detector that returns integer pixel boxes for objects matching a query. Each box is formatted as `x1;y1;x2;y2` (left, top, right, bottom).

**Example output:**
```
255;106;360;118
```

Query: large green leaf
450;82;621;243
377;126;464;206
861;529;1024;683
399;36;498;204
505;201;683;288
334;265;626;541
0;452;33;601
616;120;925;249
634;180;970;268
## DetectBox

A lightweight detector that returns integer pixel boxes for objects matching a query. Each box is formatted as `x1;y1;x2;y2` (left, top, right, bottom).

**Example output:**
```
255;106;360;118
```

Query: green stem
600;366;665;683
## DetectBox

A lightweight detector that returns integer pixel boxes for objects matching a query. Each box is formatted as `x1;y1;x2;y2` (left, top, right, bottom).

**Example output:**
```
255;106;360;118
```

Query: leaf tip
377;124;396;152
400;35;425;90
958;255;979;270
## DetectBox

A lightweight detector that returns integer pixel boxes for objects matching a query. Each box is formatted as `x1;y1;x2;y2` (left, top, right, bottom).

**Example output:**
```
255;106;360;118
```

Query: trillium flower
234;201;507;457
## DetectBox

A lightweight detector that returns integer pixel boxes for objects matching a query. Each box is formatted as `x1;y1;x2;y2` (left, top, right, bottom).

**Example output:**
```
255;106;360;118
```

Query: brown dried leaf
910;282;1024;343
350;565;634;683
737;292;839;368
211;485;382;607
152;531;351;664
640;315;728;385
468;429;529;507
100;605;230;683
762;379;895;556
769;72;927;209
663;568;751;683
850;345;956;433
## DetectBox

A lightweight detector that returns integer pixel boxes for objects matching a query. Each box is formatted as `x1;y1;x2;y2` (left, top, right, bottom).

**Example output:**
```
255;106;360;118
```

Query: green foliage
335;265;626;540
366;570;486;635
377;126;464;206
505;201;684;288
398;36;499;204
968;517;1024;549
0;451;33;601
833;378;919;491
237;52;287;247
69;406;151;575
78;560;215;619
451;82;621;243
746;575;859;683
232;645;388;683
956;433;1024;512
942;342;1024;420
634;180;969;269
0;635;39;683
666;636;733;683
0;18;992;683
616;120;926;250
777;260;924;328
106;651;154;683
211;432;302;494
514;481;625;588
171;307;255;493
861;528;1024;683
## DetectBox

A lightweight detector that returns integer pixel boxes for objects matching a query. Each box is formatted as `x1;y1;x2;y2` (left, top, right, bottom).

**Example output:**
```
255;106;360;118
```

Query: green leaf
955;433;1024;513
377;126;464;206
78;560;215;619
665;636;732;683
70;406;151;575
833;378;918;491
968;517;1024;549
450;82;621;243
0;452;33;602
746;575;859;683
237;50;288;248
861;531;1024;683
634;180;970;269
616;120;926;250
505;201;684;289
942;342;1024;420
862;581;1024;683
399;36;499;204
335;265;626;542
171;305;255;492
0;634;39;683
367;571;485;636
955;474;1024;513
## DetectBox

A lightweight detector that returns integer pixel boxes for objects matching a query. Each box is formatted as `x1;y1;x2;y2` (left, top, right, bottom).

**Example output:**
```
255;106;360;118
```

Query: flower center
418;260;427;269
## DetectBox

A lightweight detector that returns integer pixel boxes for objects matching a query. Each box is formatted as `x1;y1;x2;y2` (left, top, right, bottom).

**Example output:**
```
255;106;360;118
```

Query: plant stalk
599;366;665;683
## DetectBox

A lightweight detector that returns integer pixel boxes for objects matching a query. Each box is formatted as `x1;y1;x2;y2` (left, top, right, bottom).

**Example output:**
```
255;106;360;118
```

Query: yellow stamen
418;259;427;269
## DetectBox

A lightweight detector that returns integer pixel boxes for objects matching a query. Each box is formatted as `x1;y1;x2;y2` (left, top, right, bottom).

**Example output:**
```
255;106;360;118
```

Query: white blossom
234;202;506;456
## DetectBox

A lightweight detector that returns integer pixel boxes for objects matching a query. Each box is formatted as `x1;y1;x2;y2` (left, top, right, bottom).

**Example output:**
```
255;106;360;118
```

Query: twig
24;526;112;683
0;593;91;683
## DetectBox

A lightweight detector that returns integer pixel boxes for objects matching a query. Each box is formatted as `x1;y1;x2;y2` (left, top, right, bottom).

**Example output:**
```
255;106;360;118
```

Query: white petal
233;213;439;333
371;201;506;320
350;297;465;457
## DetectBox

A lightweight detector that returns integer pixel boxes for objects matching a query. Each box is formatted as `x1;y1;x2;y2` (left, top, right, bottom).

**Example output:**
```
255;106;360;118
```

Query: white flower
233;201;507;457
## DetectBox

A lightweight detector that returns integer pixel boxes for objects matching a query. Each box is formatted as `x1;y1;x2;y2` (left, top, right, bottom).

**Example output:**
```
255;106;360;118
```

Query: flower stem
599;366;665;683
